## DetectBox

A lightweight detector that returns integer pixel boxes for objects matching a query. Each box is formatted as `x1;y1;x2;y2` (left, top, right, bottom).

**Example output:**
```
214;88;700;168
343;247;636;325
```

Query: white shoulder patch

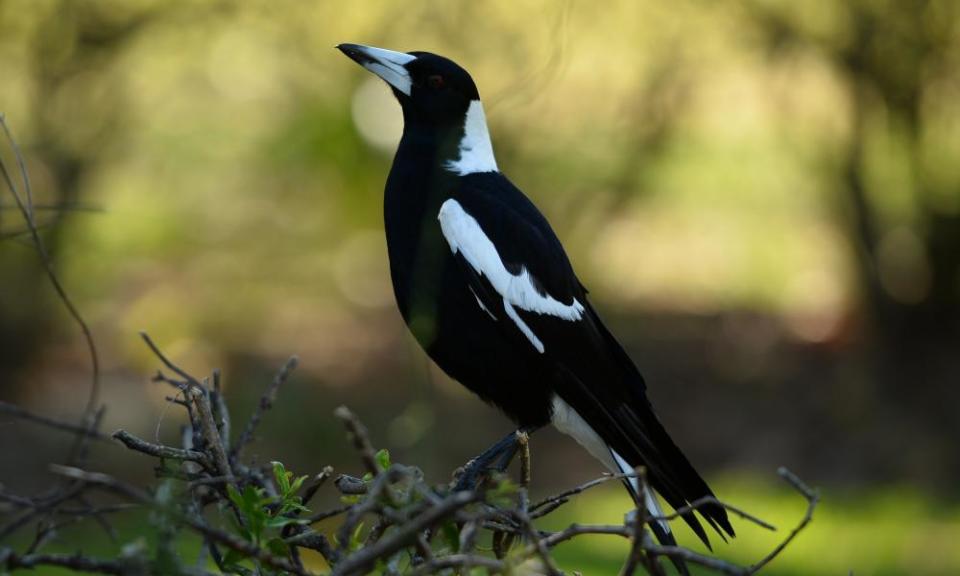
444;100;499;175
438;198;584;353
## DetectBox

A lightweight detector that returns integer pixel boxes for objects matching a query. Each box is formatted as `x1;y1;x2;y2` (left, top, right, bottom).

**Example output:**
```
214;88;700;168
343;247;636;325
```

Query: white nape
444;100;499;175
361;46;416;96
550;395;671;536
438;199;584;353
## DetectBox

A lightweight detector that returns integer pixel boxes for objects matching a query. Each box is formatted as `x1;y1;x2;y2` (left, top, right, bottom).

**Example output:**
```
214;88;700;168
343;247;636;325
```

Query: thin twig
1;550;143;575
0;402;110;441
331;490;479;576
189;386;233;479
233;355;299;459
746;467;819;574
653;495;776;532
138;332;202;388
409;554;506;576
0;116;100;416
112;430;210;466
48;465;316;576
334;406;380;476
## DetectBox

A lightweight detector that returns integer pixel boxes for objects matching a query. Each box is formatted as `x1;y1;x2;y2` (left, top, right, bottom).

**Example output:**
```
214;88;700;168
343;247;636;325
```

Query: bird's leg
452;426;539;492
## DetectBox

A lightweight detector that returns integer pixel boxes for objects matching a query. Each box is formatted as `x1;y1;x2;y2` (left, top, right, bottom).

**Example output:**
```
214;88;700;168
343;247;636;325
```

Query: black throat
383;119;465;321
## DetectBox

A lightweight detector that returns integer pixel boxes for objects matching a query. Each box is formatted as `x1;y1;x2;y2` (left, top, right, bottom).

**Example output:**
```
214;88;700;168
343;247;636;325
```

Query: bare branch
653;495;776;532
0;116;100;416
188;387;233;479
112;430;210;466
48;465;317;576
331;490;479;576
233;355;299;458
1;550;143;575
0;401;110;442
410;553;507;575
138;332;202;388
334;406;380;476
746;467;819;574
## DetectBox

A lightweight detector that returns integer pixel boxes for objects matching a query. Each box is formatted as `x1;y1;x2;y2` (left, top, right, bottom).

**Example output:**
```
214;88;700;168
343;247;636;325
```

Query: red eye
427;74;445;89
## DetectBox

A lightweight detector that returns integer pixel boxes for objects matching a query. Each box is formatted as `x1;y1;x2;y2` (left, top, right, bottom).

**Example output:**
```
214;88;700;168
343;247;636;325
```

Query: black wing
447;172;734;546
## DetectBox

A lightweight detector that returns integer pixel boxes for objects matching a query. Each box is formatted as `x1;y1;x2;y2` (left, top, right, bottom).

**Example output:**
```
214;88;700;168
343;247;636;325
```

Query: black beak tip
336;43;364;64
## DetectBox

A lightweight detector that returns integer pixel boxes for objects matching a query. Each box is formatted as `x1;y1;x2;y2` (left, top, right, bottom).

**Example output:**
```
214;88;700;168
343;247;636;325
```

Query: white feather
469;286;497;321
438;199;585;352
551;396;671;535
444;100;499;175
612;451;670;534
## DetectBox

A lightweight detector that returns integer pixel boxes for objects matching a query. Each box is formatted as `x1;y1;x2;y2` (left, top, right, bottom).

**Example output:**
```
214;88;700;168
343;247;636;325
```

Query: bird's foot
451;427;535;492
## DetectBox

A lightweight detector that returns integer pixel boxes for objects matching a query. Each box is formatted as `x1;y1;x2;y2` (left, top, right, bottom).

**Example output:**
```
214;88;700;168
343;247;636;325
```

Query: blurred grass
10;471;960;575
545;473;960;576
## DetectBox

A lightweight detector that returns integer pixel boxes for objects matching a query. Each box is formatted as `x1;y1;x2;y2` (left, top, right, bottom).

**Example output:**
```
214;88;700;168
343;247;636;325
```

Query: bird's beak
337;43;416;96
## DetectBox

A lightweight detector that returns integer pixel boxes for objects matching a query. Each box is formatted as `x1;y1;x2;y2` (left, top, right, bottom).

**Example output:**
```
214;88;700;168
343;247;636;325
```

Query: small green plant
222;462;310;572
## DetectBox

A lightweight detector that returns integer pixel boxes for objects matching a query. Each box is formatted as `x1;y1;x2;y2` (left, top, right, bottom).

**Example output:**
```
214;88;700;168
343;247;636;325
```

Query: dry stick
530;471;637;516
515;510;561;576
306;504;353;524
0;116;100;417
301;466;335;507
334;468;405;555
1;550;140;575
529;520;744;576
746;467;819;575
644;544;747;576
189;386;233;479
0;201;103;212
517;431;531;488
0;483;87;541
48;465;316;576
653;495;776;532
408;554;506;576
621;468;663;576
511;434;562;576
334;406;380;476
0;402;111;442
138;332;203;388
210;369;230;448
233;355;299;458
331;490;480;576
112;430;211;467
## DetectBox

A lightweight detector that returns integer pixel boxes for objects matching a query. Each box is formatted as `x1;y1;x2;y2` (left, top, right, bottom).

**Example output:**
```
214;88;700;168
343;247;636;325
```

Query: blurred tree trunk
0;2;147;397
749;0;960;484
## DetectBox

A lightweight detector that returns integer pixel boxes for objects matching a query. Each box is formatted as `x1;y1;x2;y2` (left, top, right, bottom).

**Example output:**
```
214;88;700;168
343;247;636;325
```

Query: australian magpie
338;43;735;562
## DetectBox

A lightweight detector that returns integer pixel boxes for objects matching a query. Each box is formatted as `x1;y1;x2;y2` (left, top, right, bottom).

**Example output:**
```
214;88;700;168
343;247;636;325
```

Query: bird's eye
427;74;445;89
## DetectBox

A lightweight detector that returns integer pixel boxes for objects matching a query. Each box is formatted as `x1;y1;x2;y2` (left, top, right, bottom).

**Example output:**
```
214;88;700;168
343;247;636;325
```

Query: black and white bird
338;43;735;561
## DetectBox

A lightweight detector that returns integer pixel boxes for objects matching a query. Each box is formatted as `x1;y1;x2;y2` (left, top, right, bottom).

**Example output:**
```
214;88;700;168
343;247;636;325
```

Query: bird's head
337;43;480;127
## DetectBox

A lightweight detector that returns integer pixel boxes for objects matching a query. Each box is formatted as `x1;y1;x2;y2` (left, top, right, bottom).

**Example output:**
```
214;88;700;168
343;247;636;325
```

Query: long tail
611;447;691;576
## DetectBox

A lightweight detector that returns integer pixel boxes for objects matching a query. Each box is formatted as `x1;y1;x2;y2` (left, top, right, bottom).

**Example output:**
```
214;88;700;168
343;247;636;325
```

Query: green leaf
441;520;460;553
290;474;307;495
227;485;245;510
349;521;365;552
267;537;291;558
222;548;246;569
272;461;291;495
375;448;391;471
486;475;519;508
265;515;308;530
